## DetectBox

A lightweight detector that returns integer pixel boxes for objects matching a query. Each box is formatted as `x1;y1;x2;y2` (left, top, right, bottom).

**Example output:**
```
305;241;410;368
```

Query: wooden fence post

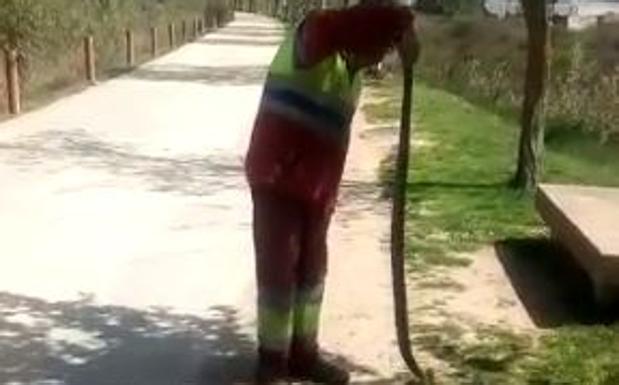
168;23;176;48
125;29;135;67
182;20;187;41
151;27;158;57
5;48;21;115
84;35;96;84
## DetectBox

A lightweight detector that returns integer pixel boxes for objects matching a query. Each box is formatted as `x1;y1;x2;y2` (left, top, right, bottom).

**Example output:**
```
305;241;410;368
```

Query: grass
363;75;619;384
415;321;535;385
366;77;540;268
364;76;619;269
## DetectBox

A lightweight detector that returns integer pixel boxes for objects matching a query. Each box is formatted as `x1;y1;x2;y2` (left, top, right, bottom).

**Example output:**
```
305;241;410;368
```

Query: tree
0;0;46;113
510;0;551;190
0;0;46;52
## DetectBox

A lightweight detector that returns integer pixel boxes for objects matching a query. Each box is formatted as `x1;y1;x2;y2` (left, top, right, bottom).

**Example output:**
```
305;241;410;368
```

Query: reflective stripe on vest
261;32;362;143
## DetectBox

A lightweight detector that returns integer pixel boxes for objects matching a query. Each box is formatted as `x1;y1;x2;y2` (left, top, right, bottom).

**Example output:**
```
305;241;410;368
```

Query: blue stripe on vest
263;86;349;131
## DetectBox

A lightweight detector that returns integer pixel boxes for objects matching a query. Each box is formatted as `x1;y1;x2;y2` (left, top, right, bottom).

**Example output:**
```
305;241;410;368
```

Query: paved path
0;13;406;384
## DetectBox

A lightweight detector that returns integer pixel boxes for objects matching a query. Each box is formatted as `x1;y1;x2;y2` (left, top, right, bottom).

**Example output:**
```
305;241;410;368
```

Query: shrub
0;0;234;113
416;14;619;143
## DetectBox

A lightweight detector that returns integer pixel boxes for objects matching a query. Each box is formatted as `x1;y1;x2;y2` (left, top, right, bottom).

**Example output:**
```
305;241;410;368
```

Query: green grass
414;321;535;385
365;76;619;268
525;325;619;385
364;75;619;384
367;78;540;267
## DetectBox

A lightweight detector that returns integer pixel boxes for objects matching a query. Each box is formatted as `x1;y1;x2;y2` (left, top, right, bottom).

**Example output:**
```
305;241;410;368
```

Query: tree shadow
0;292;256;385
127;64;269;86
0;291;414;384
0;129;245;197
336;179;389;226
214;28;285;38
197;38;282;47
409;181;506;190
358;125;396;140
495;238;618;328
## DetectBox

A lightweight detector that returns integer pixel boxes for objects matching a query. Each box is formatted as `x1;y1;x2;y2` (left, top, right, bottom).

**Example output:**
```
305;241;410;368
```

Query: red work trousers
251;187;331;373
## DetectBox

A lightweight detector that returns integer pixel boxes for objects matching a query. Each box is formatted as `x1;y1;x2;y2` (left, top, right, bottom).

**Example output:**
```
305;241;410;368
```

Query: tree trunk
511;0;550;190
5;48;21;115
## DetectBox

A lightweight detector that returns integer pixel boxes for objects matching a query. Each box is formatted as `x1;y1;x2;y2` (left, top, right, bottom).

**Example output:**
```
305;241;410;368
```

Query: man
245;1;418;383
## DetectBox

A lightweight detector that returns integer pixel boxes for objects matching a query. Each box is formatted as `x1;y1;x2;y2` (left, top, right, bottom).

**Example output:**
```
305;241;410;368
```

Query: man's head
344;0;413;71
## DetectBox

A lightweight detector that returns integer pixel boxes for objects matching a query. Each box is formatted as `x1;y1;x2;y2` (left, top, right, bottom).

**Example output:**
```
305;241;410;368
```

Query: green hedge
1;0;235;113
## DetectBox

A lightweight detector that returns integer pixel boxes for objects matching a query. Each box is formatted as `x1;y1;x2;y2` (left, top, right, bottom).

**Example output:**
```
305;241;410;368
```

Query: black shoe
255;349;290;385
255;365;290;385
289;356;350;384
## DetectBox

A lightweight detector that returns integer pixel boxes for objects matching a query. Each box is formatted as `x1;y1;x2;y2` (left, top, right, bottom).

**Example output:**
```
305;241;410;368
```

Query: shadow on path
0;129;244;197
214;28;285;38
128;64;269;86
198;38;281;47
0;292;407;384
336;179;388;226
0;292;255;385
495;238;618;328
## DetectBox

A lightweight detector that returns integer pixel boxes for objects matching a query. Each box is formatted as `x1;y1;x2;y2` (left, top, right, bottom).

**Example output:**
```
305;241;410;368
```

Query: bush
416;14;619;143
0;0;234;113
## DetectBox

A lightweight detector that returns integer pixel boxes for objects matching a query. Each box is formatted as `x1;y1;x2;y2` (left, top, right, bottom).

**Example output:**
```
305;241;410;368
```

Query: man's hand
397;23;420;69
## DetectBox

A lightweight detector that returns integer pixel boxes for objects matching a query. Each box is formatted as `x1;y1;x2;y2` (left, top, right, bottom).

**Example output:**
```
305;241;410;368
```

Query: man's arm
295;6;414;68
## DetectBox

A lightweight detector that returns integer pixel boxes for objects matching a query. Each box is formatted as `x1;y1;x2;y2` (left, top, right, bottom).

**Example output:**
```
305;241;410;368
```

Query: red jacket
246;6;413;213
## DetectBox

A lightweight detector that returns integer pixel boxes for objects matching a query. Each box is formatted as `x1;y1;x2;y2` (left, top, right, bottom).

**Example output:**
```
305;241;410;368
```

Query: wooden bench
536;184;619;307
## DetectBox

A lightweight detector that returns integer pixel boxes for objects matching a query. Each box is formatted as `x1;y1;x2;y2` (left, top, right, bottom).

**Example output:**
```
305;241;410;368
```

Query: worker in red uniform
245;1;418;383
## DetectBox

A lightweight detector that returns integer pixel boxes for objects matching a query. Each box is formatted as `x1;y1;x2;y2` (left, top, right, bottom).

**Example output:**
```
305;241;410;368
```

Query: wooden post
5;48;20;115
168;23;176;48
125;29;135;67
151;27;158;57
84;35;96;84
182;20;187;41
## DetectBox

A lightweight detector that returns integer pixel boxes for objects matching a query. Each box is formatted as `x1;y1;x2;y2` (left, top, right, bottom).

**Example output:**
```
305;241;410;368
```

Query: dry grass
416;14;619;143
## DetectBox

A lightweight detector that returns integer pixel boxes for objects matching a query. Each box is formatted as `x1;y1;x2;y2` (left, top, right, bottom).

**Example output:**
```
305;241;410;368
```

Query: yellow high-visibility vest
260;32;362;144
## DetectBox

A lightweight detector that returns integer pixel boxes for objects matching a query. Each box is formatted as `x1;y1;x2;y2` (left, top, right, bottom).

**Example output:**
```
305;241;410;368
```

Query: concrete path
0;13;405;384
